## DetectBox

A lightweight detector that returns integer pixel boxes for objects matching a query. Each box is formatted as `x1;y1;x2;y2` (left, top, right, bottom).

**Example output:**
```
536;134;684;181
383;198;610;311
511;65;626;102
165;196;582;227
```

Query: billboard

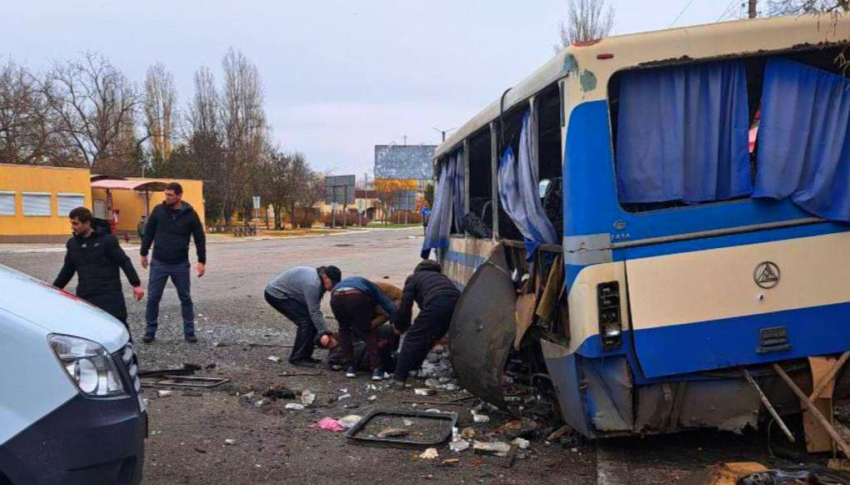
324;175;355;205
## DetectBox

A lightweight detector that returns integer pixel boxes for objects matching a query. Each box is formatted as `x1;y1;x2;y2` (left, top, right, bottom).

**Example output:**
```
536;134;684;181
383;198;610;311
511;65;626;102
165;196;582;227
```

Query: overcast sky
1;0;752;176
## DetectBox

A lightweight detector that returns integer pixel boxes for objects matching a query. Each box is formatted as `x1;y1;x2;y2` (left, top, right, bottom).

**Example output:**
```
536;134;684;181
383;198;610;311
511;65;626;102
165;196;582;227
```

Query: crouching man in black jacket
54;207;145;332
390;260;460;388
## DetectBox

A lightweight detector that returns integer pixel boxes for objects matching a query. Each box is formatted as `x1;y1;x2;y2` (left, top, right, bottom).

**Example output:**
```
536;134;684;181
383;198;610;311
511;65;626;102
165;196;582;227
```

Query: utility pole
748;0;758;18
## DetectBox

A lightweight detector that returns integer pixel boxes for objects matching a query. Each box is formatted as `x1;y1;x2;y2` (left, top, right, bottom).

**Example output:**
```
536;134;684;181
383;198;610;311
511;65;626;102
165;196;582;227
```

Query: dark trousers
265;291;317;363
145;259;194;337
394;296;458;381
330;290;381;371
327;324;398;372
84;292;130;341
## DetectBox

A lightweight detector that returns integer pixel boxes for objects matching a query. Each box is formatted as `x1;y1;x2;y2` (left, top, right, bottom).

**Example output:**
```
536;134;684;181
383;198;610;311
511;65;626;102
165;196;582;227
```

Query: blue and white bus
423;14;850;438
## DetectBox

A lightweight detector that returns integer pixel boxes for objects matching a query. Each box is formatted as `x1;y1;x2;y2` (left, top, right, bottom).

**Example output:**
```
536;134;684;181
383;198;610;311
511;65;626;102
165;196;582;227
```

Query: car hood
0;264;129;353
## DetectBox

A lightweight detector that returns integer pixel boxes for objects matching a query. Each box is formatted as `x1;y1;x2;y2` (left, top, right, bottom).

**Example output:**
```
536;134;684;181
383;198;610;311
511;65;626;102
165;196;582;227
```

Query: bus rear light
597;282;623;350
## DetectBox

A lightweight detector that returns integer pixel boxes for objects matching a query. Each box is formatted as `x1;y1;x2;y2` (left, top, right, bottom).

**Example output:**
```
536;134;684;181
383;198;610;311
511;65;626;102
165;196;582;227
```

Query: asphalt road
0;228;806;484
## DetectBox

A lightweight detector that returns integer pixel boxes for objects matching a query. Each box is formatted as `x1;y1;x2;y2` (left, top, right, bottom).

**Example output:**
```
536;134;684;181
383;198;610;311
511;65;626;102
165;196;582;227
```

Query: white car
0;263;146;485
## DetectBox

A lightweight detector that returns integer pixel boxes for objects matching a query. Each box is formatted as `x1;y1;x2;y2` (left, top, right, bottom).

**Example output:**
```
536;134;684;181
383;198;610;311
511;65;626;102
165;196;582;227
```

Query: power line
716;0;738;21
669;0;699;28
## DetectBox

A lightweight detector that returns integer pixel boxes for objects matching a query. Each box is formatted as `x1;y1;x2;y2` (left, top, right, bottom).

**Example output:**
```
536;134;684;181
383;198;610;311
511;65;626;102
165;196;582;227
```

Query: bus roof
434;14;850;160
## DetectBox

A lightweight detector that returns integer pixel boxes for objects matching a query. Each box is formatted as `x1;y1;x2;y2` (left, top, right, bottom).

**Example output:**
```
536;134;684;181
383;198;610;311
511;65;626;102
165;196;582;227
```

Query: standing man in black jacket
140;182;206;344
54;207;145;331
390;260;460;387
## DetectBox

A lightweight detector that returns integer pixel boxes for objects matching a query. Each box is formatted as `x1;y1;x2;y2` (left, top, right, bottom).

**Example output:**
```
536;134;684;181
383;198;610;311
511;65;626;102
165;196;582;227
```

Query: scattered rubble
450;440;470;453
285;403;305;411
512;438;530;450
263;386;296;400
460;428;477;440
267;356;281;363
301;390;316;407
419;448;439;460
224;439;236;446
338;415;362;429
158;390;174;398
473;441;512;457
415;388;436;396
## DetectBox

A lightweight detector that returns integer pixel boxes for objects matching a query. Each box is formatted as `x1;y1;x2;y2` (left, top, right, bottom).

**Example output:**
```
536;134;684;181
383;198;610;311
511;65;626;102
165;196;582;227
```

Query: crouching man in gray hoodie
264;266;341;367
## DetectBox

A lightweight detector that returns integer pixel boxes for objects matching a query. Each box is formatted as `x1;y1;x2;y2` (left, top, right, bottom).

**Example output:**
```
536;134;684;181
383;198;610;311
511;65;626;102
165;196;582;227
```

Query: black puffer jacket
393;260;460;332
140;201;206;264
54;225;141;298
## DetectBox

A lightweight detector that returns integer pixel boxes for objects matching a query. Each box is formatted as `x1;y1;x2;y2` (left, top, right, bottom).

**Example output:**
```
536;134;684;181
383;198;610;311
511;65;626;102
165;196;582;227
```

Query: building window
22;192;52;216
57;193;85;217
0;191;14;216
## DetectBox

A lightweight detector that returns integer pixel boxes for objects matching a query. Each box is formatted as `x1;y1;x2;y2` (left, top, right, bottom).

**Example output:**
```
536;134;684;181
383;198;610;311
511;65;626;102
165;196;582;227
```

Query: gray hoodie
266;267;329;334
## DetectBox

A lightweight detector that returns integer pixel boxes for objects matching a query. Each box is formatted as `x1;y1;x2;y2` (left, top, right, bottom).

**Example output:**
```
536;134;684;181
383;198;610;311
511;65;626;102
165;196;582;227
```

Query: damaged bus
422;14;850;439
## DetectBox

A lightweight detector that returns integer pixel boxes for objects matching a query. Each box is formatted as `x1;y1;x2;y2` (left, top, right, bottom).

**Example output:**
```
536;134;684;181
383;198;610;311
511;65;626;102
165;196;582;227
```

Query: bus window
609;46;847;214
466;129;493;239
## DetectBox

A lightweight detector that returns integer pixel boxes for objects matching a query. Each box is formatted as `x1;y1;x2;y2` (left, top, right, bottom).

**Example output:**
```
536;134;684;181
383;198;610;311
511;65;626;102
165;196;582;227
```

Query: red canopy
91;179;168;191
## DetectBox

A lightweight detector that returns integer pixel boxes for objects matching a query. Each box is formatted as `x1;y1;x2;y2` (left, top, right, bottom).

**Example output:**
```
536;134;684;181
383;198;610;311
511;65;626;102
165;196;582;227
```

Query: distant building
0;163;204;242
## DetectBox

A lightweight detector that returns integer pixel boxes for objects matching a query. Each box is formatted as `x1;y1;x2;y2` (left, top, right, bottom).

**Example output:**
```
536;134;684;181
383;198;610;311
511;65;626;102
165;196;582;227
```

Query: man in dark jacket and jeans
140;182;206;343
54;207;144;331
391;260;460;387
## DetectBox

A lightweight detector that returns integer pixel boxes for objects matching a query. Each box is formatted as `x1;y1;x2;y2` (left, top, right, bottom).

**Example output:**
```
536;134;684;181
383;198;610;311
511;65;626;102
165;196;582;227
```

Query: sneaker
143;334;155;344
345;365;358;378
185;335;198;343
372;369;389;381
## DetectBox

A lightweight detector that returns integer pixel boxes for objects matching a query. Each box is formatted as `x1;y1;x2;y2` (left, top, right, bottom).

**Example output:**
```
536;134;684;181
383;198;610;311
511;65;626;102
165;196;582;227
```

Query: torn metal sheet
449;243;517;410
144;376;230;389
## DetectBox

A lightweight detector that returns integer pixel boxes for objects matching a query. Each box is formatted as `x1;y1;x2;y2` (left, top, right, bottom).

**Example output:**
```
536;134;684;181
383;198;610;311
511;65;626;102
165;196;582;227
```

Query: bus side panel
626;230;850;379
441;238;495;288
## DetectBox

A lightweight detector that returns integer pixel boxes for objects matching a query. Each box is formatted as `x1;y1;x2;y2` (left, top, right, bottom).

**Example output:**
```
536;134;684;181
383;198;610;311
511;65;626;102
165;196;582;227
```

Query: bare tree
769;0;849;15
184;66;224;221
43;52;144;174
0;60;55;165
254;148;292;230
281;151;310;228
554;0;615;53
144;62;176;167
219;48;267;226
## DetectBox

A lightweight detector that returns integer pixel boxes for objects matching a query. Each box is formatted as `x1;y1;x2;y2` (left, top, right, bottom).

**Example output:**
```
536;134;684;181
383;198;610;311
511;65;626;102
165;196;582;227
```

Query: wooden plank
804;356;837;453
772;363;850;458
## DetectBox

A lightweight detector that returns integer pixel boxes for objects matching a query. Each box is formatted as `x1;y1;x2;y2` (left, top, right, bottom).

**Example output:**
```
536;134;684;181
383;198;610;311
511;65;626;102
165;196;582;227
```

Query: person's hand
133;286;145;301
320;334;338;349
197;262;205;278
140;256;148;269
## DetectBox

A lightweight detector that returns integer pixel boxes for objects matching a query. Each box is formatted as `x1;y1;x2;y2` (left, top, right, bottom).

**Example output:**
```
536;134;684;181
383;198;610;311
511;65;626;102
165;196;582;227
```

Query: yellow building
0;163;93;242
0;164;205;242
91;177;205;234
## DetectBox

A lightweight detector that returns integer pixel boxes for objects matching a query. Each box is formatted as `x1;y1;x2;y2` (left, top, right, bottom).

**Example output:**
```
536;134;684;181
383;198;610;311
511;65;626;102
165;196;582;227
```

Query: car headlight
49;334;127;398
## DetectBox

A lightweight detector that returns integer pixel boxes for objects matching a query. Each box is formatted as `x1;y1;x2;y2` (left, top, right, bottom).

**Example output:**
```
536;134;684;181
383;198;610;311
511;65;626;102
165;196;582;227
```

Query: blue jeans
145;259;195;337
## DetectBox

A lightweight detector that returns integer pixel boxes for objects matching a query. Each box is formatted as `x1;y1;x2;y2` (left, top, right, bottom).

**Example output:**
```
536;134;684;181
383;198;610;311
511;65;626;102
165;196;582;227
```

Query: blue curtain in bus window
421;156;456;259
753;58;850;222
498;110;559;260
616;59;753;204
452;151;465;233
